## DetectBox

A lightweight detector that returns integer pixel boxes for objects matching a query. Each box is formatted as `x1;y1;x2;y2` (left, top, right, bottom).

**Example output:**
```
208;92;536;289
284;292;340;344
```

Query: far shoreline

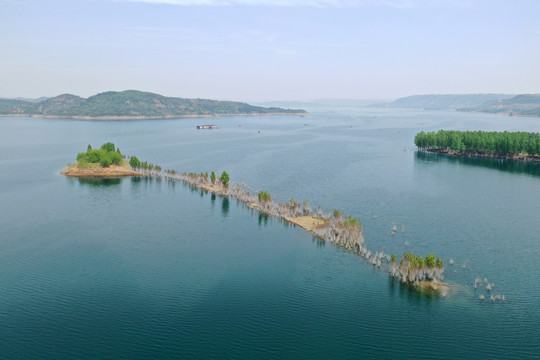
0;112;308;121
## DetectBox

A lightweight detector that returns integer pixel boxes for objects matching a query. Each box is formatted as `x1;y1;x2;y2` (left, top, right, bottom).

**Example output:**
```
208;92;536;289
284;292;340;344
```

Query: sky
1;0;540;101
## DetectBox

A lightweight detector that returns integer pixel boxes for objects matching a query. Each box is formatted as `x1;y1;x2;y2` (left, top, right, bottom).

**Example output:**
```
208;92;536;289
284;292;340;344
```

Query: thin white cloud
116;0;397;7
115;0;472;8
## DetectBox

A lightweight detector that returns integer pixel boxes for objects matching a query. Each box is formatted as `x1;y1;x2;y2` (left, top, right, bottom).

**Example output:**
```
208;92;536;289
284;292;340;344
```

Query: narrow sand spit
284;215;328;232
200;184;228;194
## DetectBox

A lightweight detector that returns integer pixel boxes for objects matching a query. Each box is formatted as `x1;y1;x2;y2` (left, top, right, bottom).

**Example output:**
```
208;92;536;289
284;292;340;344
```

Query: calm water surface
0;107;539;358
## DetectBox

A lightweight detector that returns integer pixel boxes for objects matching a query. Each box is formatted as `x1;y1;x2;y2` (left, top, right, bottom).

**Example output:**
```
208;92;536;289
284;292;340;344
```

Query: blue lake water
0;108;539;358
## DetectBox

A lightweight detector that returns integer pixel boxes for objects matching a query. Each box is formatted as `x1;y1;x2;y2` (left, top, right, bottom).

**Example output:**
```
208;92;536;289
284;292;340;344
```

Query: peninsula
415;130;540;162
62;144;448;294
0;90;307;119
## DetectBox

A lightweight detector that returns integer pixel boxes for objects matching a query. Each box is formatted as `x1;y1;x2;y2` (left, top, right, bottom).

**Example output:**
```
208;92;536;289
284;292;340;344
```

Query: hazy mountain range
2;91;539;118
378;94;514;110
0;90;306;119
457;94;540;117
376;94;540;117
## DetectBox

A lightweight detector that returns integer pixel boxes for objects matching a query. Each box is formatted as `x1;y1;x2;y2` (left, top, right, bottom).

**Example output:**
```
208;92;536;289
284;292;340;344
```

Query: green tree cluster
258;191;271;202
343;215;362;229
101;142;116;152
415;130;540;154
76;142;123;168
400;251;443;269
129;156;140;168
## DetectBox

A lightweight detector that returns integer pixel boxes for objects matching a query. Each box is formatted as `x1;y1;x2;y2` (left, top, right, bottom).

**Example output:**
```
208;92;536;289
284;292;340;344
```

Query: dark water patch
415;150;540;177
257;212;270;227
72;176;123;187
1;112;540;359
221;196;230;217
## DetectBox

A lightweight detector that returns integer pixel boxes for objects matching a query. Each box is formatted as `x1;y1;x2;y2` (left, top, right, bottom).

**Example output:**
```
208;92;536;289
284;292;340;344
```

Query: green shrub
109;151;123;165
100;155;112;167
258;191;271;202
220;171;230;187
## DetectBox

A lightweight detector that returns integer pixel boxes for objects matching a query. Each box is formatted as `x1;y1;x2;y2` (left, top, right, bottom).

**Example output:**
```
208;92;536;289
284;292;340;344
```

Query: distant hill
0;96;51;103
458;94;540;117
382;94;515;110
0;90;307;119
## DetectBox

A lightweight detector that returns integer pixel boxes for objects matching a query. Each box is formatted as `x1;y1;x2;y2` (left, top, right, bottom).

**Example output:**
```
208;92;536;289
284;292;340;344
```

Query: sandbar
284;215;328;232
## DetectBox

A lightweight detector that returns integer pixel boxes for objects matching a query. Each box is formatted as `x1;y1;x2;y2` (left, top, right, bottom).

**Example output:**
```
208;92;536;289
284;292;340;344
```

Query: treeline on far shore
414;130;540;155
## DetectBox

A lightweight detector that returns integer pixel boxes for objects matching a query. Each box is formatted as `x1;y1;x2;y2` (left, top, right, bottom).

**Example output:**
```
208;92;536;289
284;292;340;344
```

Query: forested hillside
0;90;306;118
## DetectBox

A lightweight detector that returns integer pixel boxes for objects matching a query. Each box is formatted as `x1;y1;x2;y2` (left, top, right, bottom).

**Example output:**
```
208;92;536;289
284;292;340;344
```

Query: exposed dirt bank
284;215;328;232
61;164;145;177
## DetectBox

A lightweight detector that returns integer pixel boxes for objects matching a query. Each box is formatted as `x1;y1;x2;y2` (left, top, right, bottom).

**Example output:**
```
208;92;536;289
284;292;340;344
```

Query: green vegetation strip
415;130;540;155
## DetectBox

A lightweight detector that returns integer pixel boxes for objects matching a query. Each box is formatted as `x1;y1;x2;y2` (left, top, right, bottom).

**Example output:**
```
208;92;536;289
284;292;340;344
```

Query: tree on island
100;142;116;153
220;171;230;187
210;171;216;184
258;191;271;202
129;156;141;168
390;251;444;284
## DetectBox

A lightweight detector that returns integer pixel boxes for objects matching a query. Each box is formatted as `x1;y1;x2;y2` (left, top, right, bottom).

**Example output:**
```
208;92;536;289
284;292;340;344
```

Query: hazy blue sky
2;0;539;101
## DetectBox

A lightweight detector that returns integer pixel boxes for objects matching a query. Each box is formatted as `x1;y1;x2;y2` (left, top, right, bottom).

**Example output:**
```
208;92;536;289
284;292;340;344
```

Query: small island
61;142;144;177
389;252;446;293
